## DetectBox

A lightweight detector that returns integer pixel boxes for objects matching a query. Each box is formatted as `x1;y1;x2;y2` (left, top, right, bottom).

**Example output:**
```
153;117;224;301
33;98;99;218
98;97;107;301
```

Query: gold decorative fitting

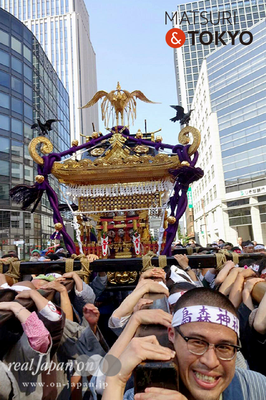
35;175;45;183
52;147;180;185
167;216;176;224
28;136;53;165
72;140;79;147
107;271;138;284
54;223;63;231
178;126;201;156
181;161;190;166
91;132;99;139
80;82;157;127
134;145;149;154
90;147;105;156
78;192;161;212
155;135;162;142
136;129;143;139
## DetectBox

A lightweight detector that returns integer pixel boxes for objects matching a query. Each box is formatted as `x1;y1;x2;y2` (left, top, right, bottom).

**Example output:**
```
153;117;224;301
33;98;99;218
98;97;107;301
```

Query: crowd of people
0;238;266;399
173;237;266;254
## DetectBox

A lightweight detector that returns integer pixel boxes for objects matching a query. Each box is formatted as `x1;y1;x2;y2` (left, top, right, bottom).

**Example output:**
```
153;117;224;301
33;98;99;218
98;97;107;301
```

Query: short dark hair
173;287;238;317
224;242;233;247
242;240;253;247
231;246;241;252
170;282;196;295
239;258;255;268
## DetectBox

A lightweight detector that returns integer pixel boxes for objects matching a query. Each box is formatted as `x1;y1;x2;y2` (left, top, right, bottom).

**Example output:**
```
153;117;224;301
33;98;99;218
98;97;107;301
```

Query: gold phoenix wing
80;83;157;127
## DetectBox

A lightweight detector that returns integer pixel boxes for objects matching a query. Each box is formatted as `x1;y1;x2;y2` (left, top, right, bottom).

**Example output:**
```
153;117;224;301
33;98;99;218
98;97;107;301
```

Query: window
24;123;33;139
24;103;32;119
11;77;23;93
228;207;251;226
0;137;9;153
11;56;22;73
23;45;31;62
24;65;32;81
0;70;10;88
12;97;23;114
227;199;249;208
0;183;9;200
11;118;23;135
0;30;9;46
11;162;23;179
0;114;10;130
213;185;217;198
11;36;22;54
11;140;23;157
0;92;9;109
0;49;9;67
24;165;33;181
24;83;32;100
11;220;20;228
0;160;9;176
211;165;214;179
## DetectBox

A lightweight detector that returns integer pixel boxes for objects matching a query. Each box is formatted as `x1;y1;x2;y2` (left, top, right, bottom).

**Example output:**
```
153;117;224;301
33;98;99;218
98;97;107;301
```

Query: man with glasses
102;288;266;400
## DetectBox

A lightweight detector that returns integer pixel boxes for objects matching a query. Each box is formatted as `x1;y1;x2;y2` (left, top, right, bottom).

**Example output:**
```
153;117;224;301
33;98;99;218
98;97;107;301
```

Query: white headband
168;291;187;305
254;245;265;250
172;305;239;336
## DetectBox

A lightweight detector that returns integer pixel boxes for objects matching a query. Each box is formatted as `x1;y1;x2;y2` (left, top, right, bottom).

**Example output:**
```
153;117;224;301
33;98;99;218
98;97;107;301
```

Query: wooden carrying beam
8;252;266;275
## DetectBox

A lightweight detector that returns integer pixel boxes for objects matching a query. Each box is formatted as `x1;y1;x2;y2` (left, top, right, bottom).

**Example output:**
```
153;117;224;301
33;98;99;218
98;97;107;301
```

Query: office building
0;8;70;258
173;0;266;110
1;0;99;141
190;19;266;245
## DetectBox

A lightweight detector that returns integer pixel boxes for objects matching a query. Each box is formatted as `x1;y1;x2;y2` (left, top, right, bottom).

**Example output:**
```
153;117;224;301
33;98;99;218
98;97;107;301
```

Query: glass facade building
1;0;99;141
207;19;266;194
174;0;266;109
191;19;266;244
0;8;70;258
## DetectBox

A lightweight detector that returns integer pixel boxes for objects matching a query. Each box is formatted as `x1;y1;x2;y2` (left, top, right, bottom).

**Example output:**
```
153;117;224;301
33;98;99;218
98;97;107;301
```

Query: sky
84;0;183;145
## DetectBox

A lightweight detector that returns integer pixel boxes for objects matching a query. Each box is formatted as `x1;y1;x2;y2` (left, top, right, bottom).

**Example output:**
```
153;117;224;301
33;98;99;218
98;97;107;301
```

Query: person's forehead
177;321;237;343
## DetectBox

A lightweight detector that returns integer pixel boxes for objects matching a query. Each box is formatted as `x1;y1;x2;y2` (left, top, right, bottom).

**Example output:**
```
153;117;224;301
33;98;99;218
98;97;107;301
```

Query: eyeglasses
175;326;241;361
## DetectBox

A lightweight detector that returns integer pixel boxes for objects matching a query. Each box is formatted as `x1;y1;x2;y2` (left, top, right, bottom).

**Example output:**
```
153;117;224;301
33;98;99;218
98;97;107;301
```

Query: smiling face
169;322;237;400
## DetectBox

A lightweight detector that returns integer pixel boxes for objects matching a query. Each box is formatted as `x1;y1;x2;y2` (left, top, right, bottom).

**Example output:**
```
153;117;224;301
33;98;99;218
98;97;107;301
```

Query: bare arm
102;336;176;400
16;289;49;311
219;268;243;296
109;309;172;359
63;271;83;292
0;301;31;323
242;278;264;311
229;273;245;309
173;254;198;281
40;281;73;321
214;261;235;286
252;283;266;335
112;280;169;320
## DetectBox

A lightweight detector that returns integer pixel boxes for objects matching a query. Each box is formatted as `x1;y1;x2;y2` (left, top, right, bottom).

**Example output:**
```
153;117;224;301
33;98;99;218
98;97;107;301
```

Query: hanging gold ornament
54;222;63;231
167;216;176;224
35;175;45;183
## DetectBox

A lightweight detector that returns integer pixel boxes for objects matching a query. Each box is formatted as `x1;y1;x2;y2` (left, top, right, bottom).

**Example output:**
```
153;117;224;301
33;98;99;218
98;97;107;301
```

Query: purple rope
162;166;204;256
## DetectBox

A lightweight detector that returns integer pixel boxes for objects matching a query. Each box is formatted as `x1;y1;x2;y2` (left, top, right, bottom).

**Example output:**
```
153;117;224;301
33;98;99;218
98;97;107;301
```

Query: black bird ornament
31;119;60;135
170;105;193;126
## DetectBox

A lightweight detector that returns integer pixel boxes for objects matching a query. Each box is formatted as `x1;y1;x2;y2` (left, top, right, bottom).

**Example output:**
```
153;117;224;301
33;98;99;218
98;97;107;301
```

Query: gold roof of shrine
51;132;181;185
